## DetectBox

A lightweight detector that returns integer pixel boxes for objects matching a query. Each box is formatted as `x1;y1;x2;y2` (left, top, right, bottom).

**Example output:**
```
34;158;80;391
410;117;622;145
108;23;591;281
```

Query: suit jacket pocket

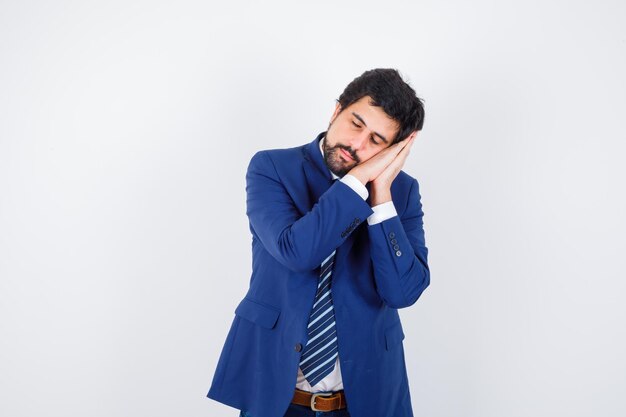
384;321;406;350
235;297;281;329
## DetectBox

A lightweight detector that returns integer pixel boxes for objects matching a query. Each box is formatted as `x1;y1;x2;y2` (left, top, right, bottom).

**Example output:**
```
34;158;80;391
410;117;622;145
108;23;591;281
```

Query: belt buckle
310;392;333;412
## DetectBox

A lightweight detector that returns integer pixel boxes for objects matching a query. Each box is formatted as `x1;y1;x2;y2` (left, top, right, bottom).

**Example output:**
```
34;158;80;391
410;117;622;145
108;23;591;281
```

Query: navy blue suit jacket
207;132;430;417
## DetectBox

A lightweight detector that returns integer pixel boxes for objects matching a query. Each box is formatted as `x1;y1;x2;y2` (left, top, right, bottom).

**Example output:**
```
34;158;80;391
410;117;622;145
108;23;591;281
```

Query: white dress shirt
294;136;398;393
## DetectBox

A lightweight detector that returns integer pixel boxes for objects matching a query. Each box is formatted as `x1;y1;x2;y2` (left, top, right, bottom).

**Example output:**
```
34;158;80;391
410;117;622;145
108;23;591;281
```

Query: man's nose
348;131;369;151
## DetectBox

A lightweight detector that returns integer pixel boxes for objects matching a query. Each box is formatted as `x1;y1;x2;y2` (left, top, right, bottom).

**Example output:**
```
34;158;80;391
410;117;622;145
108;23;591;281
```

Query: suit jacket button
295;343;303;352
395;250;402;257
391;238;398;244
389;232;395;238
393;244;400;250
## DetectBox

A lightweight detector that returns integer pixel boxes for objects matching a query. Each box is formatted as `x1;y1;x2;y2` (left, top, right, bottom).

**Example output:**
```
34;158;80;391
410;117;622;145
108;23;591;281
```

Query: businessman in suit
207;68;430;417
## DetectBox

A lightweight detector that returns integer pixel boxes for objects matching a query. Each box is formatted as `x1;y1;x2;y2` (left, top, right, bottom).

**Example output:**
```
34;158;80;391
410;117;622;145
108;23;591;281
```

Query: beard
322;134;360;178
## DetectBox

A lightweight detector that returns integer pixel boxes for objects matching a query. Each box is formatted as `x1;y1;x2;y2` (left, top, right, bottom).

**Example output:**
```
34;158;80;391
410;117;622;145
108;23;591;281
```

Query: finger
398;131;417;147
400;130;417;143
384;139;413;164
379;146;410;179
397;142;412;162
379;140;407;159
395;137;414;162
370;133;415;164
397;136;415;153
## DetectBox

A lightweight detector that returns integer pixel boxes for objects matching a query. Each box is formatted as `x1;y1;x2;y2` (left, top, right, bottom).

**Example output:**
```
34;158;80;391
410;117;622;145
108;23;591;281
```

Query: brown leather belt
291;388;347;412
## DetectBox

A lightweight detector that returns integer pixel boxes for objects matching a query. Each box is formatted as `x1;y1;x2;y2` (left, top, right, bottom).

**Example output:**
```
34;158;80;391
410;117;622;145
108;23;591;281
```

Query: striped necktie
299;249;339;386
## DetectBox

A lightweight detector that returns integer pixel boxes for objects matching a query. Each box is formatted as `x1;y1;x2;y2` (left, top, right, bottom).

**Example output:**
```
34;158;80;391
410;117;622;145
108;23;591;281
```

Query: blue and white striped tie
299;249;339;386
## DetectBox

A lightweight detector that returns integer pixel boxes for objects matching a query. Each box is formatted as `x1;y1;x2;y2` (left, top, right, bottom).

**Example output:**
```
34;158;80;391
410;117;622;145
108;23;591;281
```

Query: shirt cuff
340;174;368;200
367;201;397;225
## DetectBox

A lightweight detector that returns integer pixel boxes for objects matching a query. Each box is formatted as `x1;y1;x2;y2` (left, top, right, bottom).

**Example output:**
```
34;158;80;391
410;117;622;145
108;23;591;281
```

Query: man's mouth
339;148;354;161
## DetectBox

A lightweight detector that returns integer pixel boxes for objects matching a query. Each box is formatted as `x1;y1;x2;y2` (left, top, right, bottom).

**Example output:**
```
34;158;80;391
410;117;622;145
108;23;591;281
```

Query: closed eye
352;121;379;144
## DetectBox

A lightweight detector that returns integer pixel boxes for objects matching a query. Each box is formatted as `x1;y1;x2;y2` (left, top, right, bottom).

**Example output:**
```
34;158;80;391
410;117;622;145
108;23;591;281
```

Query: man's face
323;95;399;177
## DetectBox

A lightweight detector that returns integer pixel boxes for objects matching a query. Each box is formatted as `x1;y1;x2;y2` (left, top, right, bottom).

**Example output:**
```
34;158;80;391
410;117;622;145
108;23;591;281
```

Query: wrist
348;167;368;186
370;184;392;205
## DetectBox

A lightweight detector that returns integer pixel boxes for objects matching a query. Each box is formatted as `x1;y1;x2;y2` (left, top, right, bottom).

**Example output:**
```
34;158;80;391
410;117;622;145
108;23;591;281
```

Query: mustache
331;144;359;163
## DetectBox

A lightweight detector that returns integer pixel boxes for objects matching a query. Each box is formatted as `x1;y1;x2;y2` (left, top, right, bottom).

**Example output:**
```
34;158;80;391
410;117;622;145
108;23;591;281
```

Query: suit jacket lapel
301;131;362;260
303;131;334;204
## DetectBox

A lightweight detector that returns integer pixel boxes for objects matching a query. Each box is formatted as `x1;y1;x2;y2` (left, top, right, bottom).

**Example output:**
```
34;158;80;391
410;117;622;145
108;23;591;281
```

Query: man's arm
367;179;430;309
245;150;374;272
349;132;430;308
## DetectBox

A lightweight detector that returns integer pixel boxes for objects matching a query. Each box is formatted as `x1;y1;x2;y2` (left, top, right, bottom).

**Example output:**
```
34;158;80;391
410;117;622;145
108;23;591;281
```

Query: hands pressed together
348;131;418;205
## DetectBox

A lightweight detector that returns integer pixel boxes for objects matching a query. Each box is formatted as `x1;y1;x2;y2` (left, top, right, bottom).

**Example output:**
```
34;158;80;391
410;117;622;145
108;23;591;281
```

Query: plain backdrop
1;1;625;416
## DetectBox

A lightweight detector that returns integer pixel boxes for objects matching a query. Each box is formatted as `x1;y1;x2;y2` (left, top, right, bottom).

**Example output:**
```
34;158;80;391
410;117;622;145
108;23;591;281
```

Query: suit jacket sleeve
367;178;430;308
246;151;375;272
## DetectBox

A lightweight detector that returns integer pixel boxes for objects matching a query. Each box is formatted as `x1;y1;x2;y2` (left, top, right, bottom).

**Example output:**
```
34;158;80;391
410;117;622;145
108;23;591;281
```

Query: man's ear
330;102;342;124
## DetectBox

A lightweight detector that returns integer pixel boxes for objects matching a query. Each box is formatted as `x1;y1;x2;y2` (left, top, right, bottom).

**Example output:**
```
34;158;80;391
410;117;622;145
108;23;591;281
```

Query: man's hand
372;133;415;187
347;131;417;205
348;131;416;184
371;133;415;204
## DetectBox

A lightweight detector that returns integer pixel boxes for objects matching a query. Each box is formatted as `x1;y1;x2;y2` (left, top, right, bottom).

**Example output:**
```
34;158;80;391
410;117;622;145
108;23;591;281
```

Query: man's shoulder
395;169;418;186
392;171;426;212
248;142;309;169
252;142;307;158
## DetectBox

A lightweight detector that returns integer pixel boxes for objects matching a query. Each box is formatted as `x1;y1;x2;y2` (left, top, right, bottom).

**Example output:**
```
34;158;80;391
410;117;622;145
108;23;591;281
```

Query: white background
1;1;625;416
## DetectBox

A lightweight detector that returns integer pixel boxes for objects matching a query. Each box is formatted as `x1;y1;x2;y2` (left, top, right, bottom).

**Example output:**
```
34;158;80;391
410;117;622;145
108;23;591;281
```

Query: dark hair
337;68;425;144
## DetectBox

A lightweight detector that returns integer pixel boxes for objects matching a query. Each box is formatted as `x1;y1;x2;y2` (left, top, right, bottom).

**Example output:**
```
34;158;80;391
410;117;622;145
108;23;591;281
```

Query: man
206;68;430;417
